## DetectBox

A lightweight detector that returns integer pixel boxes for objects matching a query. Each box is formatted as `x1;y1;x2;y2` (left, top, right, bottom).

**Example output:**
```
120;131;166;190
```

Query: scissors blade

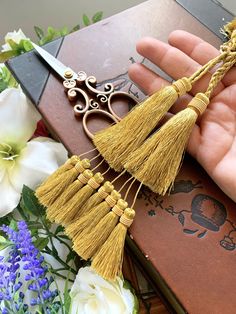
32;42;77;80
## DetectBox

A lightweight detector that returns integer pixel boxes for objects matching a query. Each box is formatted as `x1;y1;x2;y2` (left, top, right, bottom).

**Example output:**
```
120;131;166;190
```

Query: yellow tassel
67;190;121;242
74;181;114;219
65;182;115;238
93;78;191;171
91;207;135;281
35;156;80;198
54;172;104;225
73;199;128;260
47;168;93;221
35;159;90;207
125;93;209;195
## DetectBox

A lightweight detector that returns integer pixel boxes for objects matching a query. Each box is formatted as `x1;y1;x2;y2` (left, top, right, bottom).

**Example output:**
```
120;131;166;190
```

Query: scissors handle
63;71;138;139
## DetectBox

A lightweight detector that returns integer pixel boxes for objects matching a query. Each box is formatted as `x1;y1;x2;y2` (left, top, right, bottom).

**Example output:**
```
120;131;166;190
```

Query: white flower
2;29;29;52
0;87;68;217
69;267;137;314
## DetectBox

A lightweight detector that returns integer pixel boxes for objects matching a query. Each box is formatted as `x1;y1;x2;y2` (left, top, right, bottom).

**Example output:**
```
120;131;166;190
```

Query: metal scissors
32;43;138;139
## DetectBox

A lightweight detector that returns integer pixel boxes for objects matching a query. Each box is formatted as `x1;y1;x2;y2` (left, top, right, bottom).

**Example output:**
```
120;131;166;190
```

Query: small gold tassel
125;93;209;195
91;207;135;281
93;78;192;171
38;155;80;188
68;190;121;243
64;182;115;239
54;172;104;225
47;168;93;221
35;159;90;207
35;156;80;199
74;181;114;219
73;199;128;260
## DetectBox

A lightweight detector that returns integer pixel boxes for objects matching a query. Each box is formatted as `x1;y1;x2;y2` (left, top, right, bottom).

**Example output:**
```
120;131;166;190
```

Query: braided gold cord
205;52;236;98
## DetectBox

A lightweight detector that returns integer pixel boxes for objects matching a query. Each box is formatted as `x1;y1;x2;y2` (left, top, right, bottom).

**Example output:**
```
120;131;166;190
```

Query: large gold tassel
73;199;128;260
46;168;93;221
93;78;192;171
91;207;135;281
125;93;209;195
54;172;104;225
69;190;121;245
35;158;90;207
64;181;115;238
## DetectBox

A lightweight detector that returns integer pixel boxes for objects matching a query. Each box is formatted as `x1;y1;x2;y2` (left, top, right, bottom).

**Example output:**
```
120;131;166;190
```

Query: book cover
6;1;236;313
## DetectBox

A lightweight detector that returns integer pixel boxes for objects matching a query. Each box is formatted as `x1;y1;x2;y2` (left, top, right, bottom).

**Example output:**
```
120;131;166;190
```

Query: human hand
128;31;236;202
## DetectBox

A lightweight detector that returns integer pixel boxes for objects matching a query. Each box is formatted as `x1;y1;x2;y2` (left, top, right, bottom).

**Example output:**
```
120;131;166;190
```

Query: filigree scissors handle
32;43;138;139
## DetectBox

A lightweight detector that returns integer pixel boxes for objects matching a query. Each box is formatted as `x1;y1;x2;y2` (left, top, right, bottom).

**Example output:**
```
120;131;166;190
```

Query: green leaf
0;50;19;62
60;26;69;36
55;225;64;234
34;26;44;40
0;80;8;93
34;237;49;250
9;219;17;231
66;250;76;263
0;236;12;251
92;11;103;23
21;39;33;52
7;39;19;50
70;24;80;33
83;14;91;26
21;185;45;217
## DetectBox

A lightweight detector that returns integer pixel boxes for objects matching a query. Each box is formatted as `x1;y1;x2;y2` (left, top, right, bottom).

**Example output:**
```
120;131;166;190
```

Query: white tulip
69;267;137;314
0;88;68;217
2;29;29;51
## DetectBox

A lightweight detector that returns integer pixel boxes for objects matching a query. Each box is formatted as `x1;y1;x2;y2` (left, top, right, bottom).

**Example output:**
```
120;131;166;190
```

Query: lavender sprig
0;221;61;314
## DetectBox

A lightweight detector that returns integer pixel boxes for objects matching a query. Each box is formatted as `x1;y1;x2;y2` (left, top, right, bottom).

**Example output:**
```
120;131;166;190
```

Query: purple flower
0;221;60;313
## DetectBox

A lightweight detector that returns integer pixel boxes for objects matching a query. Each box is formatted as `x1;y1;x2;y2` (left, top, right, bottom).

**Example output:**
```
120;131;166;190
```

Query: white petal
0;88;41;144
8;138;68;192
0;170;20;217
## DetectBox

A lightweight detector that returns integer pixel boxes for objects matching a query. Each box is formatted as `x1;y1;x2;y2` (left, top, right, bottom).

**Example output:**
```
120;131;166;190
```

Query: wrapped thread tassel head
93;78;191;171
125;93;209;195
91;207;135;281
35;158;91;207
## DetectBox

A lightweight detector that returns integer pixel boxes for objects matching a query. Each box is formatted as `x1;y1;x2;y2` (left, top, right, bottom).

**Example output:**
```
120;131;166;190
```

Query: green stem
42;248;77;275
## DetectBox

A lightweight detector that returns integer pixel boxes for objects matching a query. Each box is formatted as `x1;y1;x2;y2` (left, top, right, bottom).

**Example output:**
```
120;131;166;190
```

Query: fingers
128;63;192;113
128;63;168;95
169;30;236;87
136;36;224;97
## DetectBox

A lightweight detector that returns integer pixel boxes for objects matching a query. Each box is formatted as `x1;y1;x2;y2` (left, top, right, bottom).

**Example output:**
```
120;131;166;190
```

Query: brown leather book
6;1;236;313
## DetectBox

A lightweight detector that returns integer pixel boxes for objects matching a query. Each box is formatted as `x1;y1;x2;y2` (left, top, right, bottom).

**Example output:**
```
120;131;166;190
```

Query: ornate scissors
32;43;138;139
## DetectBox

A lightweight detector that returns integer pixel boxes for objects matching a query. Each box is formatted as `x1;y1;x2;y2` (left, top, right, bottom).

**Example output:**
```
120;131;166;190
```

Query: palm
128;31;236;202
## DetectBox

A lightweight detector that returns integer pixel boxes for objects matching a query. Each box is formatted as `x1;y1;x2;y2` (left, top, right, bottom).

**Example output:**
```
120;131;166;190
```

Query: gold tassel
73;199;128;260
68;190;121;243
64;182;115;239
91;207;135;281
46;168;93;221
125;93;209;195
38;155;80;188
35;156;80;199
93;78;192;171
74;181;114;219
35;158;90;207
54;172;104;225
